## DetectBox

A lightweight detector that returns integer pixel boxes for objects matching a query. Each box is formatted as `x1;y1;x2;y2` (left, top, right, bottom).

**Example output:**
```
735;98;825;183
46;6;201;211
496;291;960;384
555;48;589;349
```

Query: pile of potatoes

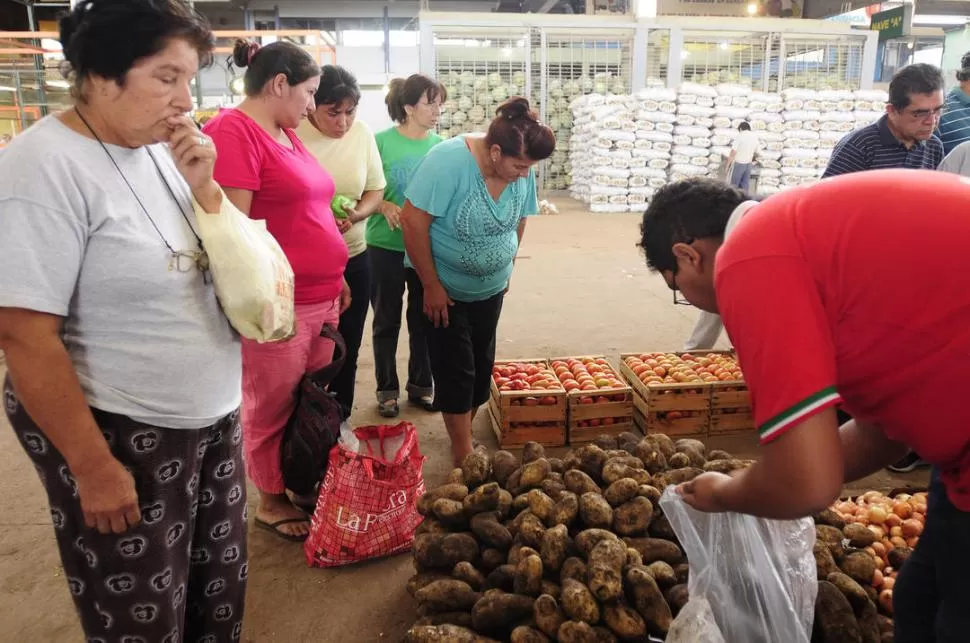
812;510;905;643
404;432;752;643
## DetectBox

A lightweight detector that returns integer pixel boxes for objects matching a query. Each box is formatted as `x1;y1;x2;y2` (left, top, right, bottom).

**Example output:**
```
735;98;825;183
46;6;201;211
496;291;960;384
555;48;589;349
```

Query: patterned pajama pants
3;378;248;643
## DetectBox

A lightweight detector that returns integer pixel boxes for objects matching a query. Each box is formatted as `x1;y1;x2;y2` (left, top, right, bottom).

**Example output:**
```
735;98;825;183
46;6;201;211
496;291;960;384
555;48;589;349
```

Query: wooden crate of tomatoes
619;352;712;438
548;356;636;444
488;359;567;448
693;351;753;435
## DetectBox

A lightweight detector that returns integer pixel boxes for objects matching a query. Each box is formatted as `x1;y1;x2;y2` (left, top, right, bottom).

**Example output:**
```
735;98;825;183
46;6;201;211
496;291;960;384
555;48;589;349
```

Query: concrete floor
0;198;928;642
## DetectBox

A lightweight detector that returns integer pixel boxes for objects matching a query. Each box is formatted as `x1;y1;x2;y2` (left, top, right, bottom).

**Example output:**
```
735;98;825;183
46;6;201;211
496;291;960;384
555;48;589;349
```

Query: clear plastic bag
194;195;295;343
659;488;818;643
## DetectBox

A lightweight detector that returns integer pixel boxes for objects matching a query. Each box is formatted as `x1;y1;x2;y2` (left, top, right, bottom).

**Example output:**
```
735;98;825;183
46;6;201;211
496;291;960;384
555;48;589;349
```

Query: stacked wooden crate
618;350;752;437
487;359;567;448
548;356;636;444
709;381;753;435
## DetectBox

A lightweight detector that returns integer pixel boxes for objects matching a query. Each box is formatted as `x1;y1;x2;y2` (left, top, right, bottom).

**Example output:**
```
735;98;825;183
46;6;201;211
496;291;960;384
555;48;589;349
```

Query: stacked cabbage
436;68;634;190
437;70;524;138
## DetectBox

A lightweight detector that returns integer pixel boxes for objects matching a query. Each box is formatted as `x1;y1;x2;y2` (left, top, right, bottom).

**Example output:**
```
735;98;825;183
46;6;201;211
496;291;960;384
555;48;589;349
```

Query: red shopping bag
304;422;426;567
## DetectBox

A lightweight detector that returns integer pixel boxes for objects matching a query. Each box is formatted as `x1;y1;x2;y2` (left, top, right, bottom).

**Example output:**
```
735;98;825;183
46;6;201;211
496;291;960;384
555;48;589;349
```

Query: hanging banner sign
871;5;913;42
657;0;753;17
657;0;802;17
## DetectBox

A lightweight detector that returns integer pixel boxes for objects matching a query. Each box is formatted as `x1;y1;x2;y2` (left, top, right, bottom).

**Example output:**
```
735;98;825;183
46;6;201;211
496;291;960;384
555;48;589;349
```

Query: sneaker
887;452;930;473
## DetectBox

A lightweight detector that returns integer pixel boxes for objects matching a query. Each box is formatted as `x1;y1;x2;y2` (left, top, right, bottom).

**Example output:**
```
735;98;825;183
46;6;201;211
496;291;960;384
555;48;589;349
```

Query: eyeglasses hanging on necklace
73;107;212;284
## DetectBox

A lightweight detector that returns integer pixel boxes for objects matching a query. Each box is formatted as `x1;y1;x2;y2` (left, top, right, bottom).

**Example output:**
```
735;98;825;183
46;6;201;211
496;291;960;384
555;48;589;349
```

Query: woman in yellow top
297;66;386;420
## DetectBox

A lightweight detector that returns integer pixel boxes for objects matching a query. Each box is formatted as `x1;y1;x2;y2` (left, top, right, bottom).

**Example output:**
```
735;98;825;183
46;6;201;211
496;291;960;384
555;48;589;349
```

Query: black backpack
281;324;346;496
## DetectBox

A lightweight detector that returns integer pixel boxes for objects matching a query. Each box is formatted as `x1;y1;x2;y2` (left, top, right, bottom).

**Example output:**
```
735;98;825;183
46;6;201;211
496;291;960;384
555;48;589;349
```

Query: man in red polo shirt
638;169;970;642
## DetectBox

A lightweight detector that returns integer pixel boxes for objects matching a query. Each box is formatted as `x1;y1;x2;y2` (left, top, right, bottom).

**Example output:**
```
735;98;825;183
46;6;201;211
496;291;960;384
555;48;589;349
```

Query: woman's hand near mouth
166;115;221;212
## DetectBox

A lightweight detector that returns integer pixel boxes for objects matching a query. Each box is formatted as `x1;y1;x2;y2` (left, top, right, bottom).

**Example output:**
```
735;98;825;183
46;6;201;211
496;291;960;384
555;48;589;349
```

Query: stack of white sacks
627;87;677;213
568;94;634;213
765;88;888;195
568;86;890;208
568;88;678;213
669;83;717;184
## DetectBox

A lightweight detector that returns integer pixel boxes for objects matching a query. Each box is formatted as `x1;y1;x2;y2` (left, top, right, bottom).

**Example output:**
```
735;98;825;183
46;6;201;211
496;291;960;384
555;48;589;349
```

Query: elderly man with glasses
817;63;945;473
822;63;945;178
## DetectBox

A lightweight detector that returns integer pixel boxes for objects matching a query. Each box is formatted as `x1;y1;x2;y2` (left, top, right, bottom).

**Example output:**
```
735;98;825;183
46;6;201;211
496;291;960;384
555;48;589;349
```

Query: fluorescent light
635;0;658;18
0;86;16;92
913;15;970;26
45;80;70;89
747;3;758;15
719;41;729;50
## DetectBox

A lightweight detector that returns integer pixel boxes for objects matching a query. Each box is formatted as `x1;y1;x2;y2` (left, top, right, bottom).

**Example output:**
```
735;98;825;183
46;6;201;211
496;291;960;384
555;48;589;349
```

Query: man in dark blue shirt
822;63;945;178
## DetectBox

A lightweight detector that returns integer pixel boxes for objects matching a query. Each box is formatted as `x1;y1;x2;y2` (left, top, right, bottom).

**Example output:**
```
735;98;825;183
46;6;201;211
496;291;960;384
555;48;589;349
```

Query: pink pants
242;298;341;494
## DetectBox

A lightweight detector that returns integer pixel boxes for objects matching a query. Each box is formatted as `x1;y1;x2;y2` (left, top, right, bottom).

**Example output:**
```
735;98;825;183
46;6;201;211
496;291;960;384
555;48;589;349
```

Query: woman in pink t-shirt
205;40;350;541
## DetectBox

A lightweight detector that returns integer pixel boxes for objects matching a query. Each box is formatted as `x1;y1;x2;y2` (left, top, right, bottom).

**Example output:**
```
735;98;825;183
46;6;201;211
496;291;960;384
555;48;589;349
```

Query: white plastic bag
660;488;818;643
338;420;359;453
194;195;296;343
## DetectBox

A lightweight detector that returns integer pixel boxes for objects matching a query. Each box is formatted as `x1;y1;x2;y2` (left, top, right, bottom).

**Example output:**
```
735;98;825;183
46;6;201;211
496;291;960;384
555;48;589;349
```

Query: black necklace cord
74;107;211;281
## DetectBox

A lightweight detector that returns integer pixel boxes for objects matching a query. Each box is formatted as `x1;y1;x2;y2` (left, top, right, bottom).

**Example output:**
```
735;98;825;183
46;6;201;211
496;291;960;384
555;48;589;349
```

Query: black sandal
378;399;400;418
255;517;309;542
408;394;436;412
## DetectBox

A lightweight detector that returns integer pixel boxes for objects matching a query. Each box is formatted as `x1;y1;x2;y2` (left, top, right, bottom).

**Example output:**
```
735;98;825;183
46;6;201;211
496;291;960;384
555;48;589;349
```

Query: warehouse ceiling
199;0;584;15
802;0;970;19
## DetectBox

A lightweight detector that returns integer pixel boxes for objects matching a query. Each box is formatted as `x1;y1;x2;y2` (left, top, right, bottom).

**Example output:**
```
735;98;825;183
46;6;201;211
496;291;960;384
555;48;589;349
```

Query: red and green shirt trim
759;387;842;444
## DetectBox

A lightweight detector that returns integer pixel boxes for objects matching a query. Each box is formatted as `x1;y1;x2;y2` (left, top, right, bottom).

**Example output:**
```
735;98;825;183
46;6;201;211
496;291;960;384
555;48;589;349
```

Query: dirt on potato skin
0;202;928;641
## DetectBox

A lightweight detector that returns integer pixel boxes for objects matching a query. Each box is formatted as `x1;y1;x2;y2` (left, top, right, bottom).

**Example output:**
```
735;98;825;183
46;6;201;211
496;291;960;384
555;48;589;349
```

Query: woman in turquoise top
368;74;446;418
401;97;555;466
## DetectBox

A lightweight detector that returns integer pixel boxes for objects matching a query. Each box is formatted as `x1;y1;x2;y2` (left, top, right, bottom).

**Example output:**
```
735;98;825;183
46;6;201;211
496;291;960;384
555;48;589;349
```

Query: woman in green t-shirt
368;74;447;417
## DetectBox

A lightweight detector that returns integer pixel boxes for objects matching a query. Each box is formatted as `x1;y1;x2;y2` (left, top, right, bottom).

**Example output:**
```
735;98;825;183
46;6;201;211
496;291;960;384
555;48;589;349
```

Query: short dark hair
638;178;746;273
888;63;945;110
738;121;751;131
231;39;319;97
385;74;447;124
958;52;970;82
314;65;361;108
486;97;556;161
59;0;213;95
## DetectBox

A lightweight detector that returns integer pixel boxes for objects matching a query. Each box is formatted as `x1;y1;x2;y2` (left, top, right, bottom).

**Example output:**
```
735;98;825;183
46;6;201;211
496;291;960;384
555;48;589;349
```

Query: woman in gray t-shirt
0;2;245;641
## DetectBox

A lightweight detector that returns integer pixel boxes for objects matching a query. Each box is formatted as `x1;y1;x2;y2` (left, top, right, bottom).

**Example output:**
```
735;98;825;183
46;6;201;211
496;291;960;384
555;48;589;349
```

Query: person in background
401;98;554;466
936;51;970;155
938;139;970;176
639;171;970;642
0;1;246;640
296;65;384;421
820;63;945;473
726;121;759;191
205;41;350;541
822;63;945;178
368;74;446;418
